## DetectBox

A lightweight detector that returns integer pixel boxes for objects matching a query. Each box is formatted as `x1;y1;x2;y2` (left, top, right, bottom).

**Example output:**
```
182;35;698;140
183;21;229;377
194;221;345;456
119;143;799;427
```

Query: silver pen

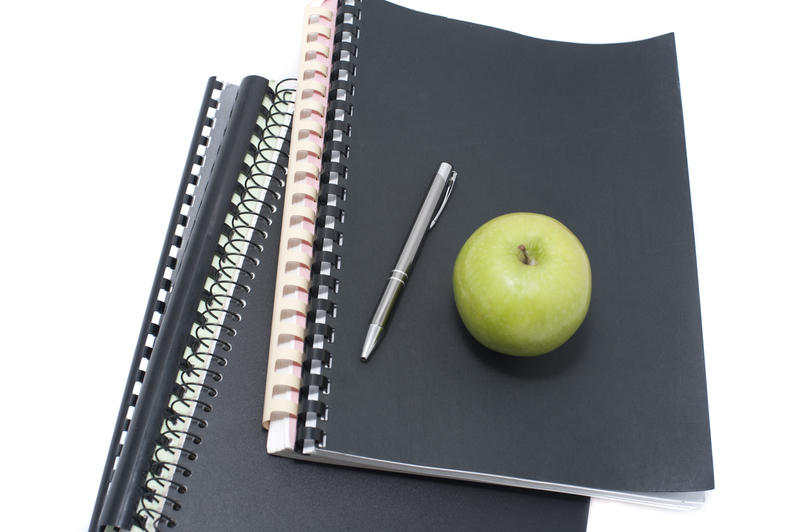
360;162;458;362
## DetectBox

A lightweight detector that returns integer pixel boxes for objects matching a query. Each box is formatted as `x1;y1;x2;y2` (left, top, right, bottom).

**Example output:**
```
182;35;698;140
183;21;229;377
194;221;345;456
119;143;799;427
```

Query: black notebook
264;0;714;509
90;75;589;531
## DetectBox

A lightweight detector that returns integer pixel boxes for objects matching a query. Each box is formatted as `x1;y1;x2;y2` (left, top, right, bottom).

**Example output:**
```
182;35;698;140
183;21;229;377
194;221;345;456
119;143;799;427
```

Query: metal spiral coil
133;79;295;531
297;0;362;451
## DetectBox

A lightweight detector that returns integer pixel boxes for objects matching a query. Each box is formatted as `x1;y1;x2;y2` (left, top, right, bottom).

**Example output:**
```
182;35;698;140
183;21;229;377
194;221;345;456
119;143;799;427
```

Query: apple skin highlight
452;212;591;357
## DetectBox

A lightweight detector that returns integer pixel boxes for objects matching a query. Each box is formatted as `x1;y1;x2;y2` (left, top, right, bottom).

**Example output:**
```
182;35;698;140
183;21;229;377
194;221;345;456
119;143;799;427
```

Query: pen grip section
370;276;406;325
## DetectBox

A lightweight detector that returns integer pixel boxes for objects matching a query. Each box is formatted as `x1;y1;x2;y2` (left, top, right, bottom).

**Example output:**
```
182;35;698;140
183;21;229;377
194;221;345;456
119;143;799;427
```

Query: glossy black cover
312;0;713;493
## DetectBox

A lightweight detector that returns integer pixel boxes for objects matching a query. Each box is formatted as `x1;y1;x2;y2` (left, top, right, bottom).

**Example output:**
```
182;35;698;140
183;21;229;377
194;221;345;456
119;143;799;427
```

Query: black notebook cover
299;0;713;497
177;222;589;531
91;74;589;531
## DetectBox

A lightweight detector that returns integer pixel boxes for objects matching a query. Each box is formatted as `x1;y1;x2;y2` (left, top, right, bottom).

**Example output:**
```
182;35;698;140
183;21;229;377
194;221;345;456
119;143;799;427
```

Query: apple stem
518;244;536;266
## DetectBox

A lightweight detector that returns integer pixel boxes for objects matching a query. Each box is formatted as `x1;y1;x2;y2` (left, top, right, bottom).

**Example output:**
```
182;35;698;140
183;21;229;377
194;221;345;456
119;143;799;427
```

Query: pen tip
360;344;374;362
360;324;383;363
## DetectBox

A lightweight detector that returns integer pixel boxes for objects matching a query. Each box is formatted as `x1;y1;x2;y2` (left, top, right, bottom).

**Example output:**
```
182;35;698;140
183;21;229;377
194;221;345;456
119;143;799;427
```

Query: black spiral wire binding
133;80;296;531
297;0;362;451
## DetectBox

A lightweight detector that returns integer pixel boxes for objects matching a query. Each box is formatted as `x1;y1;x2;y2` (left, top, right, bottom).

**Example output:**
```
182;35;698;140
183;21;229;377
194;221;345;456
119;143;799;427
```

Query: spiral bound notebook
263;0;714;510
90;74;590;531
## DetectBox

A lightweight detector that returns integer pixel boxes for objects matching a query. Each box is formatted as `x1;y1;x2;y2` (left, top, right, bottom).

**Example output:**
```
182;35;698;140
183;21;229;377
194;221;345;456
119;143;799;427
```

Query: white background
1;1;797;530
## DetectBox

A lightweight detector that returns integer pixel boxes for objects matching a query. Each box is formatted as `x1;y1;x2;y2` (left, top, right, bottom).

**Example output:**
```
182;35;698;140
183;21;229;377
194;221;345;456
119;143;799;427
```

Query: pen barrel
393;165;450;273
368;162;451;329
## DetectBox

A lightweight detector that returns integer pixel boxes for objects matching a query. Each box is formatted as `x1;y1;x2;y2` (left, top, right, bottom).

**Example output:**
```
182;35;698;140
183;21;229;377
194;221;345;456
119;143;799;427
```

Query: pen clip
429;168;458;230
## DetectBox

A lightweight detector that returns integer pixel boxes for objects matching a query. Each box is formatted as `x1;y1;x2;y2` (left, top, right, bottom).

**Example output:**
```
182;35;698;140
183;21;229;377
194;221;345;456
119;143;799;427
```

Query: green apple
452;212;591;357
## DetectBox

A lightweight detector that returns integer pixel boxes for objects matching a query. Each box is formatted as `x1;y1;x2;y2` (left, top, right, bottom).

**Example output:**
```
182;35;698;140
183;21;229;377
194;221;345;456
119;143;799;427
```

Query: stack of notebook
91;1;713;530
